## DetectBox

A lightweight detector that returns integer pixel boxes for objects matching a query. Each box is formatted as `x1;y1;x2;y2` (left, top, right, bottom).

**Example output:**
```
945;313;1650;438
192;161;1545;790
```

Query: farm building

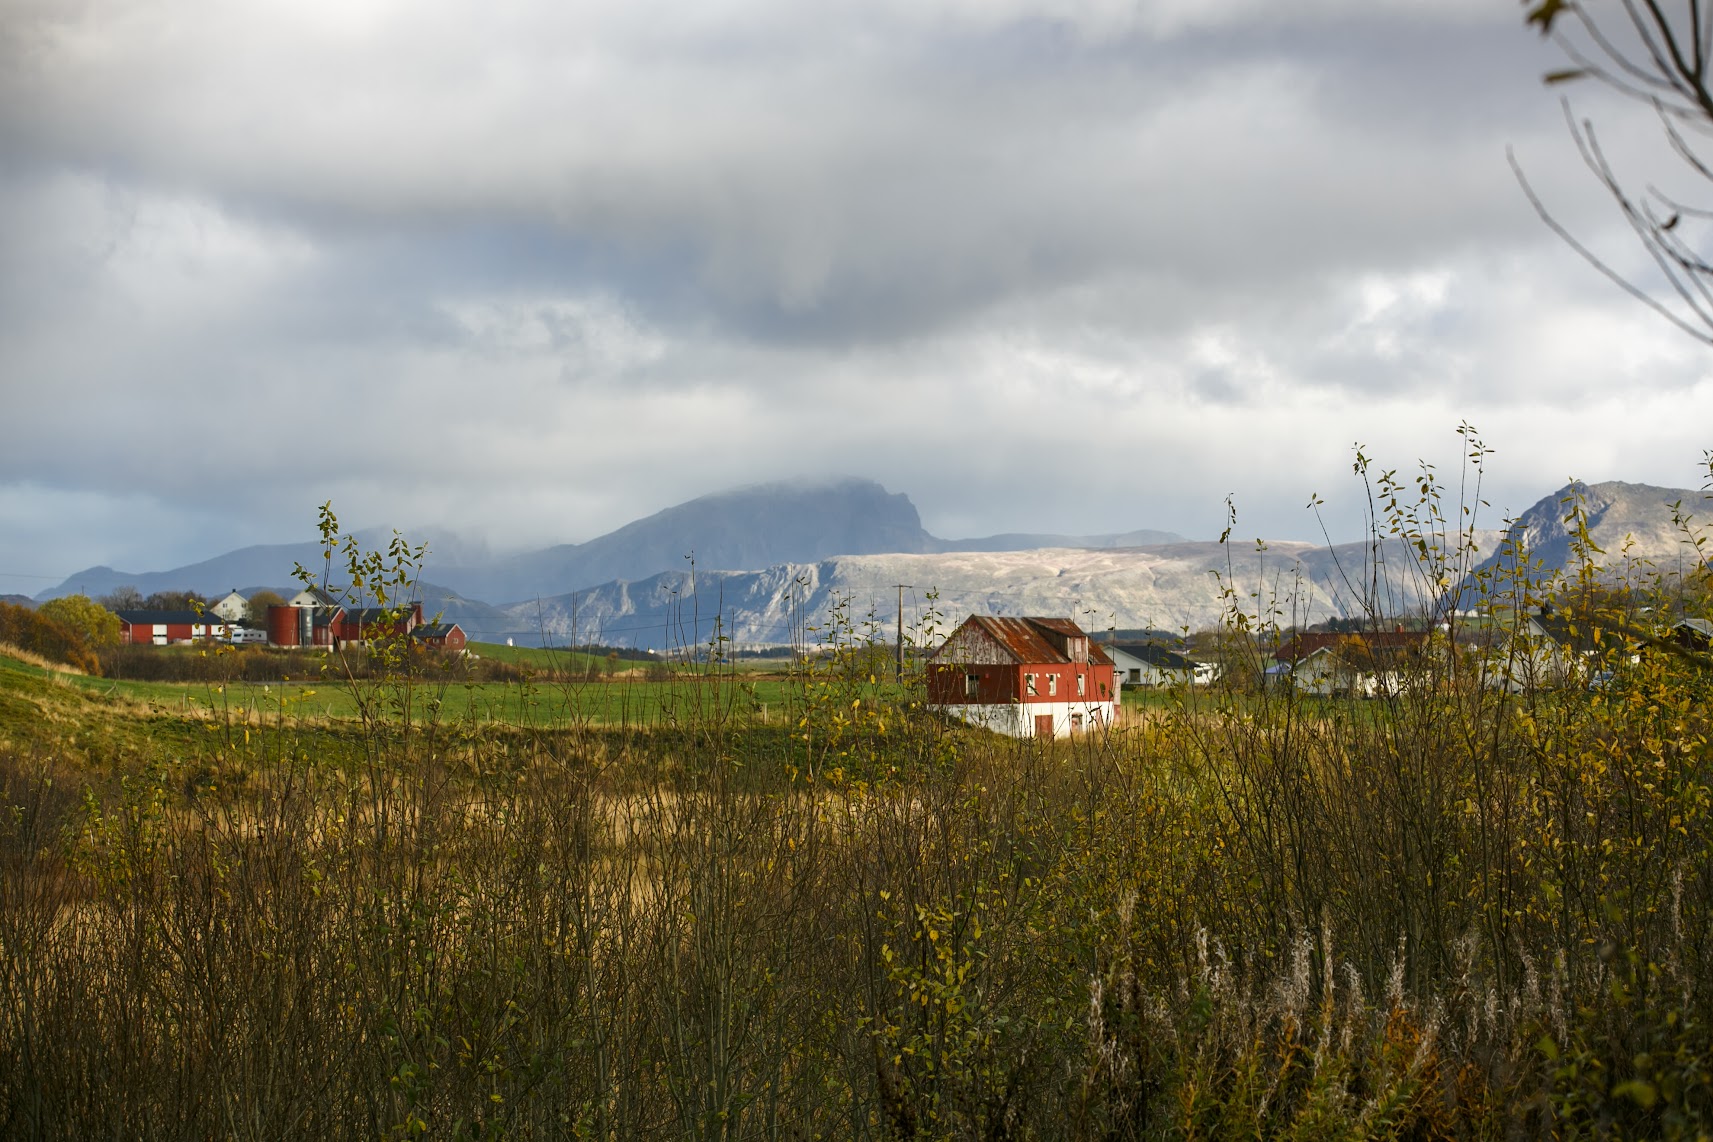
267;602;339;648
337;604;424;643
411;622;467;650
265;599;424;648
927;616;1116;739
115;611;232;646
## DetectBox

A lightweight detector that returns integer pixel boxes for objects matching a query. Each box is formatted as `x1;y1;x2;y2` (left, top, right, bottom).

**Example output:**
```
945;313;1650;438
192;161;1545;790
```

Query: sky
5;0;1713;592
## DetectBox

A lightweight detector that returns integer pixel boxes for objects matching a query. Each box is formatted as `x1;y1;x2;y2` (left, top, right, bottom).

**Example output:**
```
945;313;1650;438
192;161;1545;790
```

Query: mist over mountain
39;478;1185;607
435;478;935;603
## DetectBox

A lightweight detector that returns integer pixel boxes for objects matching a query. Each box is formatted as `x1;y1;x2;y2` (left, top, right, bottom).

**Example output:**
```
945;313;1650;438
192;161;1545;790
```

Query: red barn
115;610;232;646
927;616;1117;738
266;601;423;648
333;603;423;645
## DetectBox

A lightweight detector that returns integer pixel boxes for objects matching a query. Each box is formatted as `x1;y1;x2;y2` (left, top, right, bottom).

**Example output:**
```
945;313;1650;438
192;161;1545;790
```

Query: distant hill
1456;480;1713;602
39;478;1186;606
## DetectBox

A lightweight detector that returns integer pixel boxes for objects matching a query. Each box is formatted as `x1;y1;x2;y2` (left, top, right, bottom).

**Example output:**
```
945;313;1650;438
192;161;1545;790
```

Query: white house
1107;643;1197;688
209;590;248;623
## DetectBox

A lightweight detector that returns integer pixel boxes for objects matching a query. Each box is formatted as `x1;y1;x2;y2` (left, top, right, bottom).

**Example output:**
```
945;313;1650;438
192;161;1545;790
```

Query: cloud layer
3;0;1711;587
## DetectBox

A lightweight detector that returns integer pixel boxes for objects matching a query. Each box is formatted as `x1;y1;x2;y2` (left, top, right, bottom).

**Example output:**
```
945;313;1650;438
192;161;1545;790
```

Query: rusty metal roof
934;615;1114;666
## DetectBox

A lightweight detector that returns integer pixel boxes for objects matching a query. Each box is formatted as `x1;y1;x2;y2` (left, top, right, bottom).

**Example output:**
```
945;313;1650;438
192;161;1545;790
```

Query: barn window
1047;674;1058;697
1076;673;1085;697
965;672;979;698
1025;673;1037;696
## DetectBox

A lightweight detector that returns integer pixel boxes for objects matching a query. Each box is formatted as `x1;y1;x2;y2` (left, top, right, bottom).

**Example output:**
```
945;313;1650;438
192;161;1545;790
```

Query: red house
927;616;1117;738
410;622;467;651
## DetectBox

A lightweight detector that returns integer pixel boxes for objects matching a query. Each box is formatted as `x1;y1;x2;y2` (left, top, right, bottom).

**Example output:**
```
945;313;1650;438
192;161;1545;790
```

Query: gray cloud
2;0;1711;587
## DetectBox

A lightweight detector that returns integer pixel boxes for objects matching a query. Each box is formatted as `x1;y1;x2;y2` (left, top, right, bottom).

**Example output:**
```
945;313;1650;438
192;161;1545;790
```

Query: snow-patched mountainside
505;537;1484;648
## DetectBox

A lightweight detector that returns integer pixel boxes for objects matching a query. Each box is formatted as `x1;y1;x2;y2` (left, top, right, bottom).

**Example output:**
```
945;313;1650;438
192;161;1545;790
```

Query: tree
246;590;287;628
35;594;121;652
143;589;207;612
0;602;101;672
1517;1;1713;343
99;586;144;611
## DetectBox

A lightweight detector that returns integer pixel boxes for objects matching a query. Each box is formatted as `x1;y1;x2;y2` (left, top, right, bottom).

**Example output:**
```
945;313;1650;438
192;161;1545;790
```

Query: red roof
932;616;1114;666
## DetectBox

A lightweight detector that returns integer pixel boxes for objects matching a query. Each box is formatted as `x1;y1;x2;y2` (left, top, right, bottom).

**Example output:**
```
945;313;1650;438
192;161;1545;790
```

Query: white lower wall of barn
938;700;1117;739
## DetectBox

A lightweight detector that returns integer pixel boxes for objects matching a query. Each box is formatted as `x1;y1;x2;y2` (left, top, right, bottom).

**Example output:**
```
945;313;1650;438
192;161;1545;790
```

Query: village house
1670;617;1713;652
1107;642;1197;688
411;622;467;651
1273;629;1433;698
1468;609;1603;693
927;615;1117;738
209;590;249;624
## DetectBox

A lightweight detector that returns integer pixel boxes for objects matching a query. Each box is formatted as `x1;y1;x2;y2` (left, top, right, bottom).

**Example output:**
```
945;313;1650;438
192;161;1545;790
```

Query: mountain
1492;480;1713;576
432;478;1189;603
1455;480;1713;604
40;478;1186;606
34;526;478;605
501;536;1475;649
435;478;936;603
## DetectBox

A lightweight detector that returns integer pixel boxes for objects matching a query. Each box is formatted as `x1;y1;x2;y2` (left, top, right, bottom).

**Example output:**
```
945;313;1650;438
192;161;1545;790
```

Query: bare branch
1508;144;1713;345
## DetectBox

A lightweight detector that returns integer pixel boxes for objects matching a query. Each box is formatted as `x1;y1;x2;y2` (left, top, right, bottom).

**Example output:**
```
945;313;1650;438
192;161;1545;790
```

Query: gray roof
1109;642;1194;671
115;610;228;626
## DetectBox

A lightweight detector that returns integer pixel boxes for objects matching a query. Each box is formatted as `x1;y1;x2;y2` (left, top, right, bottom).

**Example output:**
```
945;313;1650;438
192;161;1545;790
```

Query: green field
0;648;799;731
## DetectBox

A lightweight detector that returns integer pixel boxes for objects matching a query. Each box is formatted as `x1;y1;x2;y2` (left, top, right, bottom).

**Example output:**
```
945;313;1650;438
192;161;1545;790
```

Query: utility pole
895;584;913;679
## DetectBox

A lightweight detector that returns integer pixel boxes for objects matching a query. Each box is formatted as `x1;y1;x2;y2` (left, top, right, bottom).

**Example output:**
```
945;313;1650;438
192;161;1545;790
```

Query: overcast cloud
3;0;1712;589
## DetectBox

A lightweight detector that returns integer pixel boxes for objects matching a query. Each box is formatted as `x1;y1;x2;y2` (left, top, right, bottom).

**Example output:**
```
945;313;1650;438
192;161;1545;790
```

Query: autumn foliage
0;600;102;674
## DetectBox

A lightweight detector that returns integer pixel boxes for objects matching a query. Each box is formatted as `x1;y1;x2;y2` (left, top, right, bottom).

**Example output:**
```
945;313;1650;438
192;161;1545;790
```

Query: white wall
938;700;1116;739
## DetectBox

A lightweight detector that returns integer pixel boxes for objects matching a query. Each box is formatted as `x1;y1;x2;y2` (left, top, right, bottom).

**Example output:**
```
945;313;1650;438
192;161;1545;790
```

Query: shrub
0;602;100;673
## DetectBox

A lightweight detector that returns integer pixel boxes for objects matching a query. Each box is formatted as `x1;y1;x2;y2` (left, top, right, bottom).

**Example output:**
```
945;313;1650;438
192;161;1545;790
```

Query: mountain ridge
36;477;1713;646
38;478;1186;606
